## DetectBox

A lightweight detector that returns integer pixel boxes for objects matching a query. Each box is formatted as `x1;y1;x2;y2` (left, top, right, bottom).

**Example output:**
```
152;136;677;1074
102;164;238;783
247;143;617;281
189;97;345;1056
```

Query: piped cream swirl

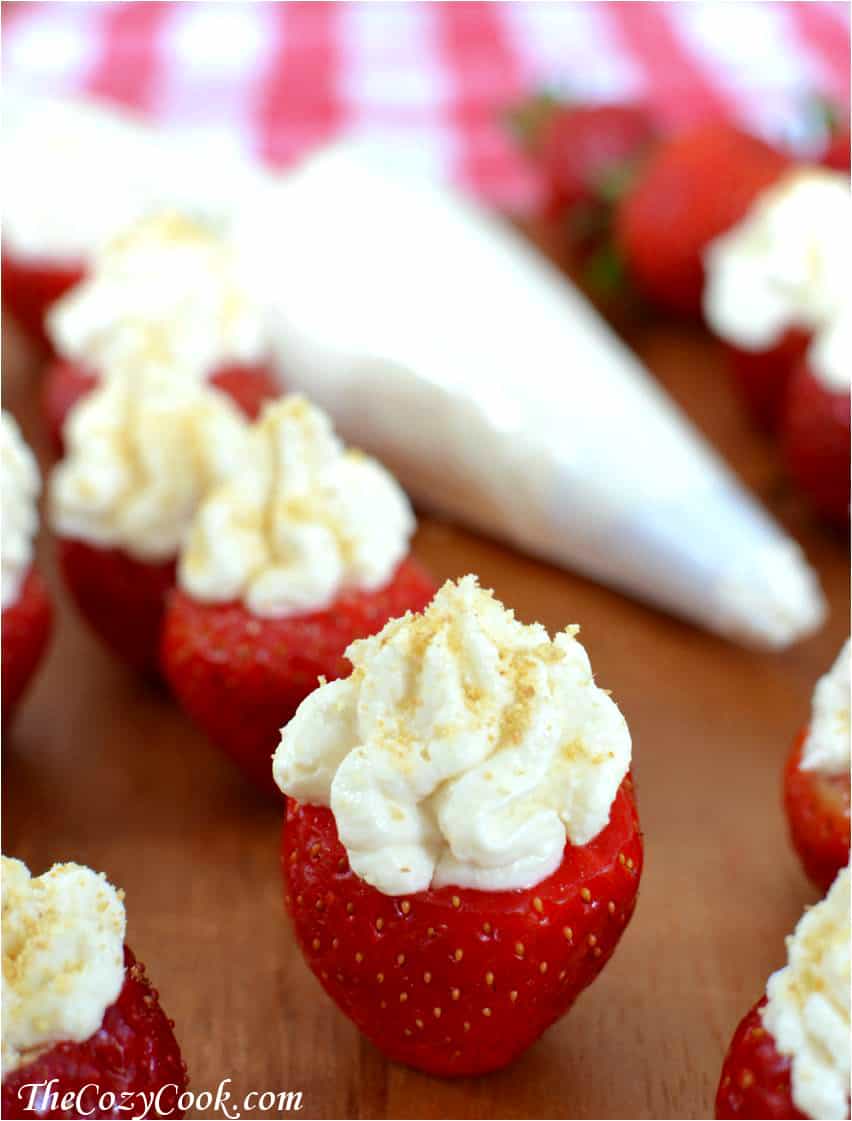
273;575;631;894
178;396;415;616
49;369;249;561
1;413;40;609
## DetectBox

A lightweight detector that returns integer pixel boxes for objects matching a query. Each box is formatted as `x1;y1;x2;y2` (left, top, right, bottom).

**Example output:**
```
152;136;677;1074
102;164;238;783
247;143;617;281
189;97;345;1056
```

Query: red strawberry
725;329;811;432
523;101;658;220
614;124;789;316
41;359;280;456
2;566;52;723
822;128;851;172
1;946;188;1120
161;559;437;796
780;357;850;526
1;253;85;352
715;997;805;1119
58;538;177;676
784;729;850;892
281;777;642;1076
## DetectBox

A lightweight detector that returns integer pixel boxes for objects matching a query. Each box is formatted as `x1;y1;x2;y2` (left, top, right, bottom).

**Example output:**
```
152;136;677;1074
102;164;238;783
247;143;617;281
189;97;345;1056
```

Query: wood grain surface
2;282;849;1120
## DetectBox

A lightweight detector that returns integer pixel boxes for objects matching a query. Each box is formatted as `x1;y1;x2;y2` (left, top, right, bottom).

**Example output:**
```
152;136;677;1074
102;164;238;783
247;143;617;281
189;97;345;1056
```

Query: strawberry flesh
2;566;53;724
162;559;437;795
615;124;789;316
781;358;851;527
1;254;85;353
716;998;806;1119
282;777;642;1076
58;538;177;677
784;729;851;892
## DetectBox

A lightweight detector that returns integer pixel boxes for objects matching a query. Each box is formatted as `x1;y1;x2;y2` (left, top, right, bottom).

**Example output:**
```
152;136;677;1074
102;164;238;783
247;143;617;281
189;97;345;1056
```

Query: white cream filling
273;575;631;895
178;396;414;617
801;640;851;776
1;412;41;610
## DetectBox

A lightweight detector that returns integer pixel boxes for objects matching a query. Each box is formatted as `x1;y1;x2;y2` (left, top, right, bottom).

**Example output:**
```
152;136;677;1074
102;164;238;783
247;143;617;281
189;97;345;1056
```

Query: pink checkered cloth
3;1;849;210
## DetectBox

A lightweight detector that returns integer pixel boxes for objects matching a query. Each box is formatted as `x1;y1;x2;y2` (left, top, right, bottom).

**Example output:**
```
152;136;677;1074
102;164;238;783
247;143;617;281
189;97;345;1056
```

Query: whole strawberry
780;356;850;526
41;358;279;456
162;559;436;795
614;124;789;316
716;998;805;1120
514;98;657;220
282;783;641;1076
2;946;187;1120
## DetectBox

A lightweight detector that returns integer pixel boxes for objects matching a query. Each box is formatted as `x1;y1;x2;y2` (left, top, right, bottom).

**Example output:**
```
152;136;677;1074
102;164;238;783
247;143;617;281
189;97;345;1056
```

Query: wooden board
3;294;848;1120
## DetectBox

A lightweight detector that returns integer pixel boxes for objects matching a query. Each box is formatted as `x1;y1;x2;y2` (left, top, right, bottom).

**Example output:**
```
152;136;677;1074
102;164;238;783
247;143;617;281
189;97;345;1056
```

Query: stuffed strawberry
273;576;641;1075
716;865;849;1120
615;123;789;316
784;641;850;891
704;169;849;432
1;858;187;1119
1;412;52;722
50;370;250;675
781;343;850;527
41;210;278;454
162;396;435;795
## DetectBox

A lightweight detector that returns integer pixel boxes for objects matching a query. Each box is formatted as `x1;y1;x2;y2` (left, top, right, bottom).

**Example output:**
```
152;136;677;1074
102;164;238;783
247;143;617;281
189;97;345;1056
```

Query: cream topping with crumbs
2;857;126;1076
801;640;851;776
47;211;268;378
179;396;414;616
762;865;850;1120
49;368;249;561
1;413;41;609
273;575;631;894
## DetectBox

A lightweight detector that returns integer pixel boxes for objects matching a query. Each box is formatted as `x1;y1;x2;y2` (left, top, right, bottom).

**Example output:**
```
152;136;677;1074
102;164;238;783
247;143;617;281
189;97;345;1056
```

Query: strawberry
822;128;851;172
58;538;176;676
2;566;52;723
780;357;850;526
281;777;642;1076
1;254;85;352
161;559;437;796
515;99;657;221
614;124;789;316
784;729;850;892
715;998;805;1120
725;329;811;432
1;946;188;1120
41;359;280;456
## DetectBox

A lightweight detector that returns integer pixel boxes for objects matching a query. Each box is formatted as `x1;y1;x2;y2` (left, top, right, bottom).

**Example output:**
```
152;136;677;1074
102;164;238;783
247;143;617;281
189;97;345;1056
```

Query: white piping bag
245;145;825;649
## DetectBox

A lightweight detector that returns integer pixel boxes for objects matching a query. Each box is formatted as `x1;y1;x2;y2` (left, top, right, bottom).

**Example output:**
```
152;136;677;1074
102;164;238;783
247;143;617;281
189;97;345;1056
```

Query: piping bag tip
714;539;827;650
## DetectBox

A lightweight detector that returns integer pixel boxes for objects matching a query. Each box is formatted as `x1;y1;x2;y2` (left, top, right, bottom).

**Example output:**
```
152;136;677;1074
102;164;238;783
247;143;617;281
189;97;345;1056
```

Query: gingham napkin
3;0;848;212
